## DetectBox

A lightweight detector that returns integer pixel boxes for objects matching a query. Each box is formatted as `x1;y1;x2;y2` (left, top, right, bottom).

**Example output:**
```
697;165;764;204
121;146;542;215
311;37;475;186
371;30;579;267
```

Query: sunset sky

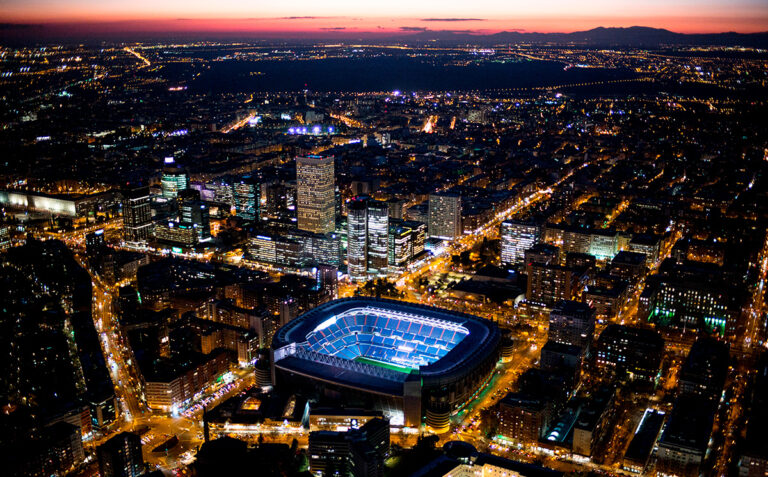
1;0;767;37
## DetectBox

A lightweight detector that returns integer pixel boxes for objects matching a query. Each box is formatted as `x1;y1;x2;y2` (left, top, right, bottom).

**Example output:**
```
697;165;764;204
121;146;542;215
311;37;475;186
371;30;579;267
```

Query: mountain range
396;26;768;48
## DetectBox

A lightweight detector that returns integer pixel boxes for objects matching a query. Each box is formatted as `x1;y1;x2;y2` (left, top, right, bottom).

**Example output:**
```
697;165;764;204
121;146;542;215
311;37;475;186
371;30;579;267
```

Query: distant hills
1;23;767;47
397;26;768;48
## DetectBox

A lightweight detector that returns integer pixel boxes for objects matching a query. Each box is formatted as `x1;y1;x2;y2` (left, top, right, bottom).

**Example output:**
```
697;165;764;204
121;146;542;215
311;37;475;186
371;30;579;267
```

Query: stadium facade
271;297;500;431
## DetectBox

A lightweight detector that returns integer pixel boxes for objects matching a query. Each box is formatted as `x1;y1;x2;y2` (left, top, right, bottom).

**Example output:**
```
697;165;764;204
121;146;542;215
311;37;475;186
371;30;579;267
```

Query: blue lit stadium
271;297;500;429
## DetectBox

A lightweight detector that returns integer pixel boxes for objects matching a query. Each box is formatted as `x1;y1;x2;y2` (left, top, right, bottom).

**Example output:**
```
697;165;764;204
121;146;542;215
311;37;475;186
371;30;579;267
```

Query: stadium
271;297;500;430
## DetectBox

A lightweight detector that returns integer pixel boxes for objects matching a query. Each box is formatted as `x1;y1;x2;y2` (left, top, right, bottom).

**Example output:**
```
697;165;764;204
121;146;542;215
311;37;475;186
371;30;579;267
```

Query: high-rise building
297;155;336;234
122;184;152;243
404;220;427;257
387;219;427;270
97;432;145;477
501;220;540;265
347;198;368;282
366;200;389;277
428;193;462;240
180;191;212;242
388;222;413;269
347;198;391;281
160;157;188;199
233;177;259;221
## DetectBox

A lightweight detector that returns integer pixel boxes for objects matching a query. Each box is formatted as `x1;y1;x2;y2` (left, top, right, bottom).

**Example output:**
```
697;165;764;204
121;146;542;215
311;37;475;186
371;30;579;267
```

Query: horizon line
1;22;767;42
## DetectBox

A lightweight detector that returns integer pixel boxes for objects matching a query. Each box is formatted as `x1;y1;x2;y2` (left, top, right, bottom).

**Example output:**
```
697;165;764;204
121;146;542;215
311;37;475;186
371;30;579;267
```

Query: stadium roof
273;297;499;393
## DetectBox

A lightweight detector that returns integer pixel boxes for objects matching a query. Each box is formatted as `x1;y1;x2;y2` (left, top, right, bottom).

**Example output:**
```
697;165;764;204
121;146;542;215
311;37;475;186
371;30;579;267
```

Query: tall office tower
366;200;389;277
389;221;413;269
548;300;596;350
160;157;188;199
403;220;427;257
97;432;145;477
501;220;541;265
347;198;368;282
233;176;259;221
122;184;152;243
179;189;211;242
428;193;462;240
297;155;336;234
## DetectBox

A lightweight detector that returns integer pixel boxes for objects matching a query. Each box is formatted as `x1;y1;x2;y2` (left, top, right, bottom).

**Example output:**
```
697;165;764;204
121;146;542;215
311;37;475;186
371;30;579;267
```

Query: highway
123;47;151;67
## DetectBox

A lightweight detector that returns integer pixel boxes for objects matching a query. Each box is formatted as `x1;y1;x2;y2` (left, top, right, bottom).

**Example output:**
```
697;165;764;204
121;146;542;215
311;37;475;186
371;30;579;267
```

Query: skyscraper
428;193;462;240
122;184;152;243
501;220;541;265
297;155;336;234
347;198;392;282
233;176;259;221
160;157;188;199
366;200;389;277
388;222;413;269
347;198;368;282
180;189;211;242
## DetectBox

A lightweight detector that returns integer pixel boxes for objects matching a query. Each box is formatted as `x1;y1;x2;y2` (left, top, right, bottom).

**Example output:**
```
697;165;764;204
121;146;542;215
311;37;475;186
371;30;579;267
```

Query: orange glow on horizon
1;1;767;36
1;16;767;36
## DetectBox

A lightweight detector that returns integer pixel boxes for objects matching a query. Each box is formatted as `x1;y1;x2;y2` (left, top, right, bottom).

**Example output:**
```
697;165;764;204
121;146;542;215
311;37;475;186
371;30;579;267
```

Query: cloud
276;16;342;20
400;26;429;32
420;18;487;22
320;27;346;31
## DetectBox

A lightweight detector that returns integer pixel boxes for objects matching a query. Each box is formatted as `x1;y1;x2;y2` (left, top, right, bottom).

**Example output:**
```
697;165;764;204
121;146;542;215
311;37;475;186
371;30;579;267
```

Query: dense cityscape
1;21;767;477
